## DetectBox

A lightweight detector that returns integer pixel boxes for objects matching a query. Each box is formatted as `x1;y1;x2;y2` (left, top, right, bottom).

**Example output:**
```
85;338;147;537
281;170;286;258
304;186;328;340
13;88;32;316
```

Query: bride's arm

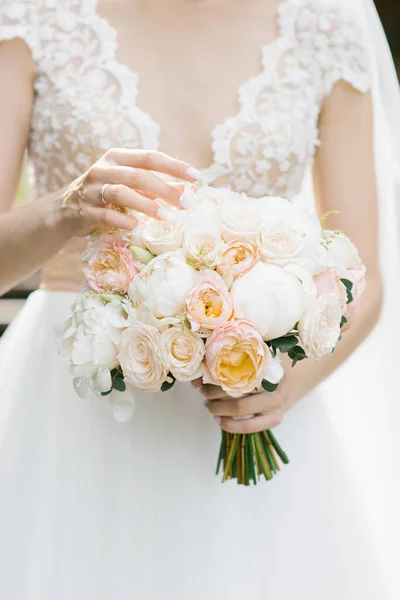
204;81;383;433
0;41;199;296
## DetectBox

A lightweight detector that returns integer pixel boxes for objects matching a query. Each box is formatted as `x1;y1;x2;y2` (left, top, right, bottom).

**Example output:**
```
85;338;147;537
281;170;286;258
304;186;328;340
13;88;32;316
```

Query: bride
0;0;398;598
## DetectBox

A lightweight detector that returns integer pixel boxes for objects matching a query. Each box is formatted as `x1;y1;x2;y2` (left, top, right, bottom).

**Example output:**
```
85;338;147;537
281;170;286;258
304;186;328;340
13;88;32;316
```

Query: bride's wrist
37;187;81;240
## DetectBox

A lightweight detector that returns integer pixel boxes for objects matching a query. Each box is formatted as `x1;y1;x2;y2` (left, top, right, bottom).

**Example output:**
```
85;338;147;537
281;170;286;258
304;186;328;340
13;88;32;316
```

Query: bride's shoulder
281;0;371;94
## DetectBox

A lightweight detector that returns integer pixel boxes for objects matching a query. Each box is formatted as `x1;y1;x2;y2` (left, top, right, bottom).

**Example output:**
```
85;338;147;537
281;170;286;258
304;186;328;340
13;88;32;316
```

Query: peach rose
204;319;283;397
185;271;233;333
314;268;347;311
216;241;259;281
84;235;140;294
118;322;167;391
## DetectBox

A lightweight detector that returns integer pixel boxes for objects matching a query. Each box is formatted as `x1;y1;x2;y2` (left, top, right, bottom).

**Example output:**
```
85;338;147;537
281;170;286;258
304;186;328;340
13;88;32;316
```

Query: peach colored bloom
204;319;283;397
185;271;233;333
314;268;347;311
216;241;259;281
84;235;140;294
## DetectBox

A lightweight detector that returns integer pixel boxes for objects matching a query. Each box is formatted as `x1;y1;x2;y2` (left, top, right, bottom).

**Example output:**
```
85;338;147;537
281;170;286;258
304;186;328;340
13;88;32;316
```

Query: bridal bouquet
57;184;366;485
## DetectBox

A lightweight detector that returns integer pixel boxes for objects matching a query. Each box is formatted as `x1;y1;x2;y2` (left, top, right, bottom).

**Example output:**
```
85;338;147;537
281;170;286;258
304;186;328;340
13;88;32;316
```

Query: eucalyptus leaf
101;389;112;397
113;377;126;392
262;380;279;393
340;315;348;328
340;278;354;291
161;373;176;392
270;335;298;353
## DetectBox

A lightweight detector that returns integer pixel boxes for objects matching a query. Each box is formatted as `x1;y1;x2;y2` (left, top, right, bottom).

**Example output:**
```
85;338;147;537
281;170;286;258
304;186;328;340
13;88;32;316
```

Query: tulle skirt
0;291;394;599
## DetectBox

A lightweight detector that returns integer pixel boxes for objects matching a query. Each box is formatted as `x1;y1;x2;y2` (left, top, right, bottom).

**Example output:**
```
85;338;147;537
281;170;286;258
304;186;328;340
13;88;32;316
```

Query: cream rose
161;326;205;382
141;219;183;256
128;252;198;320
297;294;342;360
216;241;259;281
204;319;283;397
185;270;233;333
118;322;168;391
230;261;308;341
220;198;267;243
324;232;362;272
183;231;223;270
257;225;306;266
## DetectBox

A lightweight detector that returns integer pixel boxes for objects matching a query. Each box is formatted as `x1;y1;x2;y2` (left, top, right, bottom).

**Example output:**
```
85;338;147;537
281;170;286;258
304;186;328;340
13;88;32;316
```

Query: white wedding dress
0;1;396;599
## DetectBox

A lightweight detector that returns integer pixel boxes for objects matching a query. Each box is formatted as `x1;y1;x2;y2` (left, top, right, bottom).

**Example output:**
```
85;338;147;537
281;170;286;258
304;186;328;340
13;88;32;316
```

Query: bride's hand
194;380;291;434
60;148;201;235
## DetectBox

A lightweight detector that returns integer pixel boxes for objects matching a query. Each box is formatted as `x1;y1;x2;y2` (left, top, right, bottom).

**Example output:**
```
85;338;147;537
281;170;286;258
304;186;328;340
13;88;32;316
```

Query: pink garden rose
343;265;367;322
185;270;233;333
84;235;140;294
314;268;347;311
216;241;259;281
204;319;283;397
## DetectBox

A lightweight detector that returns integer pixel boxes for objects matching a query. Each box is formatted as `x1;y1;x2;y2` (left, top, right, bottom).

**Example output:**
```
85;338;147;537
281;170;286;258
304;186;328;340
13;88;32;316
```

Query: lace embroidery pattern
0;0;371;201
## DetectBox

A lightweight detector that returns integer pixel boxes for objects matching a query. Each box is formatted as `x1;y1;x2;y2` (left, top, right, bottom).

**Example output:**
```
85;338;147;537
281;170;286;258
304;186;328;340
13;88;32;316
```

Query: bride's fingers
100;184;163;219
219;412;283;434
200;384;231;401
105;149;201;182
208;393;277;418
82;205;138;231
100;166;184;208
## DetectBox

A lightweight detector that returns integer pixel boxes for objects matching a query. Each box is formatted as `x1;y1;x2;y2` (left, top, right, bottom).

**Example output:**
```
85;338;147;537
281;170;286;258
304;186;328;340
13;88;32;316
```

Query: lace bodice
0;0;371;291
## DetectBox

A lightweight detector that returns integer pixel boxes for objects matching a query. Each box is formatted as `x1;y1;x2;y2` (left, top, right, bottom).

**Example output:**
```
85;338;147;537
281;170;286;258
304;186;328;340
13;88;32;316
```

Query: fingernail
187;167;201;181
157;207;169;221
192;380;202;389
179;194;190;209
203;398;208;406
214;416;222;425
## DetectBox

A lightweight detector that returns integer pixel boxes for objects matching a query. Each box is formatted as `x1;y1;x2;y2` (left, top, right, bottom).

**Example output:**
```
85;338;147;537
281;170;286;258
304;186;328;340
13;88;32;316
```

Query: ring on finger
99;183;111;205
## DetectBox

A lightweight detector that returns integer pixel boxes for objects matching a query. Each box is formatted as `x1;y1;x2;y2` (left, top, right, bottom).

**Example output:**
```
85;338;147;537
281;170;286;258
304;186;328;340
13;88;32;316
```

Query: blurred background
0;0;399;336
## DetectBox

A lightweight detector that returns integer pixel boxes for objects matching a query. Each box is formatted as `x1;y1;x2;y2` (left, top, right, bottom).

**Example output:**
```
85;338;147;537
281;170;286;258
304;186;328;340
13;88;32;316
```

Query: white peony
118;322;168;391
230;262;309;341
161;326;205;382
141;219;183;256
56;293;131;397
128;252;198;321
297;294;342;360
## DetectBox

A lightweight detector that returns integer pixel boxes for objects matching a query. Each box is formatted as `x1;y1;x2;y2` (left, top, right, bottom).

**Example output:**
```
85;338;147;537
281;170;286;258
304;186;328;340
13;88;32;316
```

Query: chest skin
96;0;283;168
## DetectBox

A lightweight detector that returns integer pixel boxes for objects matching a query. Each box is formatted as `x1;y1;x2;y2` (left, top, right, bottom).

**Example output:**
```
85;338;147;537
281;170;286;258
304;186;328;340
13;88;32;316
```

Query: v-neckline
91;0;294;174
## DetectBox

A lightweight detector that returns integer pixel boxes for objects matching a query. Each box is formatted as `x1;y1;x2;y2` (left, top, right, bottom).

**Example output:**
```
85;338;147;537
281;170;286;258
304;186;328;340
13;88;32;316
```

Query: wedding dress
0;1;397;598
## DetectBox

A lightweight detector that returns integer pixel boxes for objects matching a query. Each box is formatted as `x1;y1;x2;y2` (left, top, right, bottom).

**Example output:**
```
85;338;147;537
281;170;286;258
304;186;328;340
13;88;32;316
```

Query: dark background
0;1;399;336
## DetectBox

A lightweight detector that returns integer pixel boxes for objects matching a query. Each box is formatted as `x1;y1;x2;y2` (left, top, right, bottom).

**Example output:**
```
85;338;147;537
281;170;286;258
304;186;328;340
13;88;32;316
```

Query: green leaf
341;279;354;304
340;278;353;291
113;377;126;392
262;380;279;393
161;373;176;392
101;389;112;397
289;346;306;358
340;315;348;328
270;335;298;353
